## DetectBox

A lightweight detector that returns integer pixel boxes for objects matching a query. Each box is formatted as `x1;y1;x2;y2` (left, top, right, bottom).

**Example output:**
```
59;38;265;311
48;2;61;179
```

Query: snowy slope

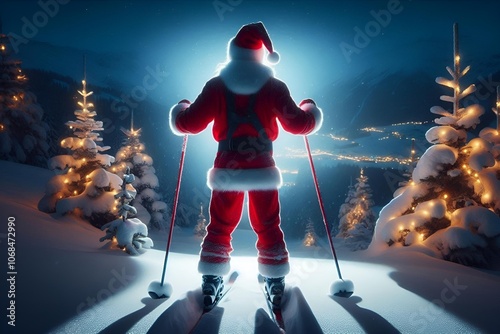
1;160;499;334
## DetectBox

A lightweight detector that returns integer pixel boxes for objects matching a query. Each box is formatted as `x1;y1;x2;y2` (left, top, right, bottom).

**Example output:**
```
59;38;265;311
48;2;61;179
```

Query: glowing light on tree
302;219;318;247
372;24;500;267
337;169;376;250
38;59;120;228
111;111;169;229
194;203;207;238
0;27;50;166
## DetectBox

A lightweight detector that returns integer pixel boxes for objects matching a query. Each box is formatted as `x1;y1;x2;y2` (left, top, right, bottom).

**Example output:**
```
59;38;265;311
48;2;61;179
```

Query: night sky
3;0;500;195
3;1;500;141
3;0;500;102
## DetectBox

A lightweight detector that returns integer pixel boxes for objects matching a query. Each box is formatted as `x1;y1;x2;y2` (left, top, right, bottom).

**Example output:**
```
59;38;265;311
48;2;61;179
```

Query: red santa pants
198;189;290;278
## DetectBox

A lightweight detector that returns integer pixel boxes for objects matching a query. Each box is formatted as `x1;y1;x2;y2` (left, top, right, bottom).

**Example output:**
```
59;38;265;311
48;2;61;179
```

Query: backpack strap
218;87;272;153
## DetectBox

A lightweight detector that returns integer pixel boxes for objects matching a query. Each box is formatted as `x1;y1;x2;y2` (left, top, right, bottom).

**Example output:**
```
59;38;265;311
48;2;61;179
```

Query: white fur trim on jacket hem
300;102;323;135
258;262;290;278
169;102;190;136
207;166;282;191
198;260;231;276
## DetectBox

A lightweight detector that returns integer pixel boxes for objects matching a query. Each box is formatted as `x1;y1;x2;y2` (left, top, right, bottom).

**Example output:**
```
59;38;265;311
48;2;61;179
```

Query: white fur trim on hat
300;102;323;135
258;262;290;278
207;166;282;191
169;101;190;136
228;39;265;62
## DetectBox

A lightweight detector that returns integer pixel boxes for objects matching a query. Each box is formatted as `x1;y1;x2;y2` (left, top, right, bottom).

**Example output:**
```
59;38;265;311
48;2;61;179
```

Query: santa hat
228;22;280;64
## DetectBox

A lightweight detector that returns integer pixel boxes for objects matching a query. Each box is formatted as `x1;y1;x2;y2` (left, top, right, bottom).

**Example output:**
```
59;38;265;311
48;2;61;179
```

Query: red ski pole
148;134;188;299
304;135;354;297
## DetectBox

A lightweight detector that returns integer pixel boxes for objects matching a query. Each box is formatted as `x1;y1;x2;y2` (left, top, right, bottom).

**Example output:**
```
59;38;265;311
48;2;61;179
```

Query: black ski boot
264;276;285;308
202;275;224;310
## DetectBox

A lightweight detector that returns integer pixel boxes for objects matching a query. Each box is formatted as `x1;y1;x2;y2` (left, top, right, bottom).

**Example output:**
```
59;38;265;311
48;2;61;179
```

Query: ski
258;274;286;332
203;271;239;311
188;271;239;334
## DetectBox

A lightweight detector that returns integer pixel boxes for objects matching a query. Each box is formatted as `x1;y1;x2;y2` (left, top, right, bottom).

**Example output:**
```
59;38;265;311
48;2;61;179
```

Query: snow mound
479;127;500;144
467;138;495;171
451;206;500;237
133;153;153;165
412;144;457;182
425;125;464;144
425;226;488;253
100;217;153;255
456;104;484;129
476;162;500;209
378;199;446;245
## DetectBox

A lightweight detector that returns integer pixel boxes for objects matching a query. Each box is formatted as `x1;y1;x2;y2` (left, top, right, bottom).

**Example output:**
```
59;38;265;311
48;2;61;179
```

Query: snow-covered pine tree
336;168;376;250
0;27;51;166
394;138;418;197
112;115;168;229
193;203;207;238
303;218;318;246
38;73;121;228
100;167;153;255
372;24;500;267
335;177;355;237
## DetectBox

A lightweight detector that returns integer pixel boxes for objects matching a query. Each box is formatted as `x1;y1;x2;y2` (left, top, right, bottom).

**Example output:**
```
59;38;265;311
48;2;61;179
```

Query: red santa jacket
170;67;322;191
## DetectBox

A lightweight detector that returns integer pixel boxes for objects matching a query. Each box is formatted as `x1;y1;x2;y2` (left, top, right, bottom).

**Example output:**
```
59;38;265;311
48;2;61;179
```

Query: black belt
218;136;272;152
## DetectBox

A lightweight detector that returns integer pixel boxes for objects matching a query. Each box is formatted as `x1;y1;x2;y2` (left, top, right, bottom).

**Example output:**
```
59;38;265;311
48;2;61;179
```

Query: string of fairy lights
279;122;428;167
0;36;28;132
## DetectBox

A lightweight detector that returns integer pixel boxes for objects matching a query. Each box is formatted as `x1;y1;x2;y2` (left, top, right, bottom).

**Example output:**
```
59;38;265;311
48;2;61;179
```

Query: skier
169;22;323;309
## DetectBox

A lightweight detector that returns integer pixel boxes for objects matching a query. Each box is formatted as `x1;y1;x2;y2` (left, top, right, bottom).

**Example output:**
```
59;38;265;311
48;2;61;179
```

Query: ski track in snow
1;160;499;334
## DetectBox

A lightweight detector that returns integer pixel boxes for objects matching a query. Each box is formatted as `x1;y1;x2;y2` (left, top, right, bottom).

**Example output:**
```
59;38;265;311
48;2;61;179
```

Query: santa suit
169;23;322;278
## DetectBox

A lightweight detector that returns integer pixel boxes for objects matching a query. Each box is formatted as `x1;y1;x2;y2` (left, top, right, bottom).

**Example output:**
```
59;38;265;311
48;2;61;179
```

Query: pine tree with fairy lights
193;203;207;238
337;168;375;250
0;24;51;166
111;112;169;229
372;24;500;267
38;62;121;228
303;218;318;247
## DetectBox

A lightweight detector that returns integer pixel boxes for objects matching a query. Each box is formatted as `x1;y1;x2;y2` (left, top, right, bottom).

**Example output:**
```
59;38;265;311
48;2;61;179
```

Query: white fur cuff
198;260;231;276
207;166;282;191
169;102;190;136
258;262;290;278
301;102;323;135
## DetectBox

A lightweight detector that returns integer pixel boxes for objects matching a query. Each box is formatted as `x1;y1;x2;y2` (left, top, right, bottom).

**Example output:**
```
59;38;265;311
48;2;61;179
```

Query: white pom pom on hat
267;50;280;64
229;21;280;64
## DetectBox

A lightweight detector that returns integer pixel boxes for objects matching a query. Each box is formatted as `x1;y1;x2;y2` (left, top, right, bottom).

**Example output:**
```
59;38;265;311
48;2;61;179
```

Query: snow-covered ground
1;159;499;334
